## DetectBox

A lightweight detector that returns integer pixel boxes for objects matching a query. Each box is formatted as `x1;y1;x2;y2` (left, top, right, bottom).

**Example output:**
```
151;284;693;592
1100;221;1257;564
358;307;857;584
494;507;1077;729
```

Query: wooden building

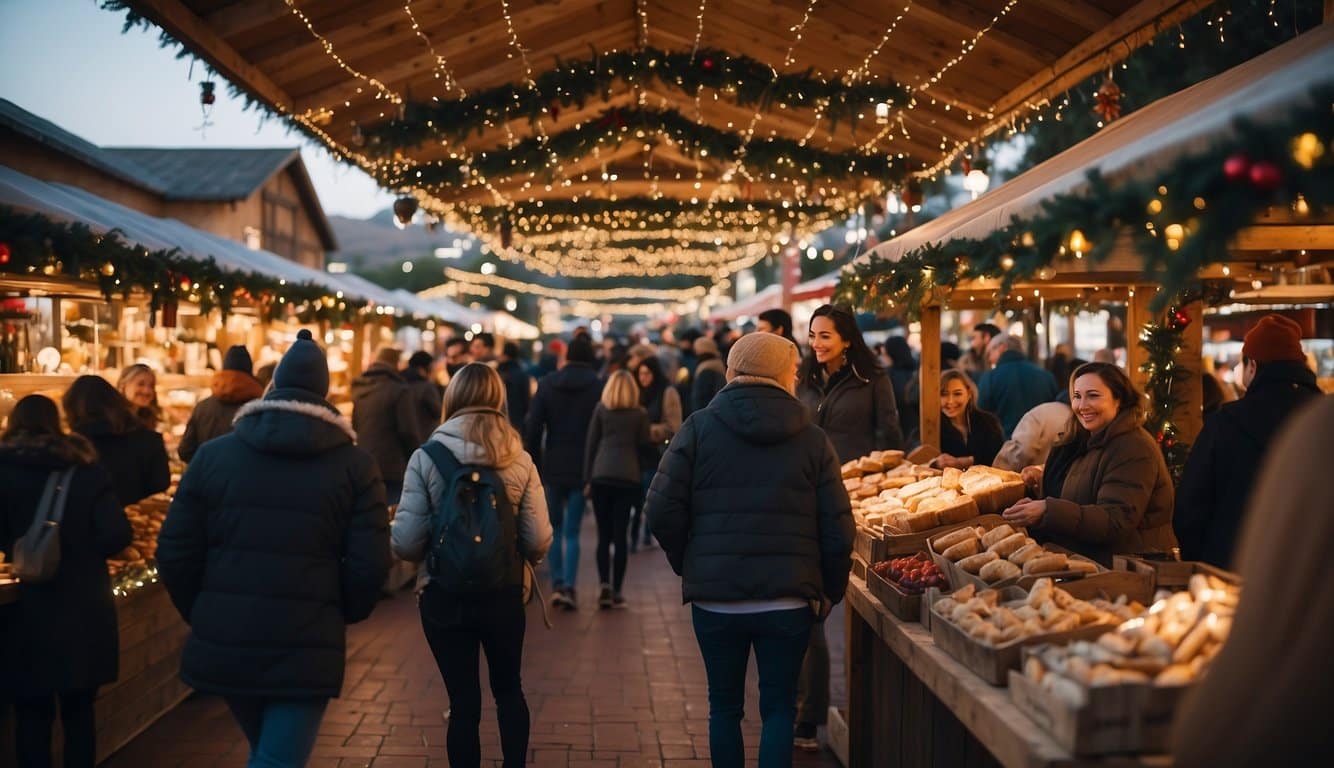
0;98;336;269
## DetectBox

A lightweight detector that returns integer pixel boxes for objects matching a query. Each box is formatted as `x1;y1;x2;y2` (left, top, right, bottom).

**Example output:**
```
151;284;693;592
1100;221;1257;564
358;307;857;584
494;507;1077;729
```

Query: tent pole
919;301;942;449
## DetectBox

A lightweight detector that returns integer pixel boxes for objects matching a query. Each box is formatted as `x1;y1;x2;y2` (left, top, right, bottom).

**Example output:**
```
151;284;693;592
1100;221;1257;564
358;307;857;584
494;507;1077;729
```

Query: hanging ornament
1247;161;1282;192
1093;73;1122;123
196;81;216;138
162;299;179;329
1168;305;1191;330
393;196;419;227
961;155;972;175
100;261;116;277
700;57;716;72
1222;153;1251;182
0;242;9;265
901;179;923;209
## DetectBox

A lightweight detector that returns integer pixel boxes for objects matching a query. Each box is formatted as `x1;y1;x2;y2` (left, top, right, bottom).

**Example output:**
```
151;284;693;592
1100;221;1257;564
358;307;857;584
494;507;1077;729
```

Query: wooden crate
887;513;1008;558
853;527;887;564
1009;662;1187;755
928;588;1116;686
866;565;925;622
1112;555;1241;592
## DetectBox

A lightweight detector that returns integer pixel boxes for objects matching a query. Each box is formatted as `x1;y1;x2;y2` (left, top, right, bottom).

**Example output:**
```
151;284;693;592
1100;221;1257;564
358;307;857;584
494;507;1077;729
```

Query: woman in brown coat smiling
1002;362;1177;565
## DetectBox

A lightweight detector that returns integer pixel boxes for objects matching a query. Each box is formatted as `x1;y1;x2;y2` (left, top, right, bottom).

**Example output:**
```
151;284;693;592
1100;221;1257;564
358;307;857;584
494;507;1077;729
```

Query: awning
709;284;781;322
861;24;1334;266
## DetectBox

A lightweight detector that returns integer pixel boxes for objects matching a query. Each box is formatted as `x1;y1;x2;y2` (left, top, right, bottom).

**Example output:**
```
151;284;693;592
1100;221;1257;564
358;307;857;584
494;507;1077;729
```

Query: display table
93;581;191;762
844;575;1171;768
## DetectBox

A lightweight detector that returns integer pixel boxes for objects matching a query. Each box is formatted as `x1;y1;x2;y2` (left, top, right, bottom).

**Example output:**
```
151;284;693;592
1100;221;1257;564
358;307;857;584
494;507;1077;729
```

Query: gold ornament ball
101;262;116;277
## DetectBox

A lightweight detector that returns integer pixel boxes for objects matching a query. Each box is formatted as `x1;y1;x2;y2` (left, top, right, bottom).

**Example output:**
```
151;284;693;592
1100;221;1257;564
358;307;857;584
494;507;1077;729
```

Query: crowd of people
1;303;1325;767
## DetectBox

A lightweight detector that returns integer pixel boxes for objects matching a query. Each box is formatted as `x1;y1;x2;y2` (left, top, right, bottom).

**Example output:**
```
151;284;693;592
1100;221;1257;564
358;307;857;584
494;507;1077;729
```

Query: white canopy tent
860;24;1334;267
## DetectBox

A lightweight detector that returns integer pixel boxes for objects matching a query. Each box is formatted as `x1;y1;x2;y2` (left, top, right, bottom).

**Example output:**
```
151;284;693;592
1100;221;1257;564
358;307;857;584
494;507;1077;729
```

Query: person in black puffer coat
523;336;603;608
178;345;264;462
352;346;420;504
156;329;390;767
1;395;131;768
402;350;445;445
1175;315;1322;569
62;375;170;508
646;332;853;767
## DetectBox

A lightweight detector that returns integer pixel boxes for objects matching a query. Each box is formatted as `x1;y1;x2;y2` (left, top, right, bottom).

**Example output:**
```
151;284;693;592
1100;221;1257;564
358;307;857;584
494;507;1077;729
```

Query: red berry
1222;153;1250;182
1248;161;1282;191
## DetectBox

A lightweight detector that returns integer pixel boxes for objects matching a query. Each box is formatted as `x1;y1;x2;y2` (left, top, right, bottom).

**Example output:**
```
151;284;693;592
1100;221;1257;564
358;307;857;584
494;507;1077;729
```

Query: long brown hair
441;363;521;464
1070;361;1145;425
63;375;142;434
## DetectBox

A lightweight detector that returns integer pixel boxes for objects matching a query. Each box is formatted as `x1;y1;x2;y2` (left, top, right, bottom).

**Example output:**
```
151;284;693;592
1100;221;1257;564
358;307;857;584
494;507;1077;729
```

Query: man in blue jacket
978;334;1060;438
524;336;603;609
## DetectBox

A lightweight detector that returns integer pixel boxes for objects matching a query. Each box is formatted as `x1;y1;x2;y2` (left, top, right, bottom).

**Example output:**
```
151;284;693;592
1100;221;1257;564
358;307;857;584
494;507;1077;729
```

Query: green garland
0;208;368;325
361;46;907;149
384;107;903;189
451;196;839;235
835;86;1334;316
1139;308;1193;484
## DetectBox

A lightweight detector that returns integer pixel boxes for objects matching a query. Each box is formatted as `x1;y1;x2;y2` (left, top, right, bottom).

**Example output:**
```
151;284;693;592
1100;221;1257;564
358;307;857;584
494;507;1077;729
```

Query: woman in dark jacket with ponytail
1;395;131;768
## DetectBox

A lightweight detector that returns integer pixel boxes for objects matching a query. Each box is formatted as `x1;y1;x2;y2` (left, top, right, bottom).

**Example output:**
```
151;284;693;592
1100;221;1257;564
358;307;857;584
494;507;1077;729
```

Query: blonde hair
117;363;161;428
940;368;979;409
441;363;520;462
601;370;640;410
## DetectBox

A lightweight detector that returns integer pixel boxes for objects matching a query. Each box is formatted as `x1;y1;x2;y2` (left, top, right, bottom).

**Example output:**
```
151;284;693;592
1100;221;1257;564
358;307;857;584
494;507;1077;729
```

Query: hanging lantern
393;196;419;228
162;299;179;328
199;81;216;106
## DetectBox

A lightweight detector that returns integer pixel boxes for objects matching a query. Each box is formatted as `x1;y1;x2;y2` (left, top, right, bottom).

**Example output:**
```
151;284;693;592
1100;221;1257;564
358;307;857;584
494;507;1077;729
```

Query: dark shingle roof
0;98;170;193
103;147;299;201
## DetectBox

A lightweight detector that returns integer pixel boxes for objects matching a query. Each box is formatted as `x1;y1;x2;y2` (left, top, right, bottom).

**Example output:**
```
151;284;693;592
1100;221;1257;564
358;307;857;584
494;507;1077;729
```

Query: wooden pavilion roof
118;0;1213;280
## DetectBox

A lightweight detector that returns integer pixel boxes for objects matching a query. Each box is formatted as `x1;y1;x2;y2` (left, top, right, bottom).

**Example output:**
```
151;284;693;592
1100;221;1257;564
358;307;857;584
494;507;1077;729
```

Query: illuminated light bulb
1068;229;1087;255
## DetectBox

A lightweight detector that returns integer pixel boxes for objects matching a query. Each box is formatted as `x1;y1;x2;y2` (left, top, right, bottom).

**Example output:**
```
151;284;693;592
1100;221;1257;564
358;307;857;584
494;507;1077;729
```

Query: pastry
857;456;883;473
980;524;1017;549
979;559;1021;583
933;527;978;551
936;496;980;525
1022;553;1069;575
1067;559;1099;575
942;538;981;561
1009;542;1045;565
959;551;999;574
841;461;861;479
988;532;1029;558
843;477;862;493
941;466;963;491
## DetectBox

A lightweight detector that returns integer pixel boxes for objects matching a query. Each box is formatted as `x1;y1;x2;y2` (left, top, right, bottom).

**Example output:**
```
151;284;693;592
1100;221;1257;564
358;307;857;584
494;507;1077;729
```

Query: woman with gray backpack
392;362;552;768
0;394;131;767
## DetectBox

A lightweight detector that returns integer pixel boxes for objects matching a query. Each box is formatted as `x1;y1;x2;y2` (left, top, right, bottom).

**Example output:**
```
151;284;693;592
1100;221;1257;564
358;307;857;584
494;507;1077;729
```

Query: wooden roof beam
122;0;298;113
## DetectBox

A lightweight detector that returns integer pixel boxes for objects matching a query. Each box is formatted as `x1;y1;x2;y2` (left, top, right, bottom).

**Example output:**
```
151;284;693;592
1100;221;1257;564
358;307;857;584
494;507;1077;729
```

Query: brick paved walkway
103;524;845;767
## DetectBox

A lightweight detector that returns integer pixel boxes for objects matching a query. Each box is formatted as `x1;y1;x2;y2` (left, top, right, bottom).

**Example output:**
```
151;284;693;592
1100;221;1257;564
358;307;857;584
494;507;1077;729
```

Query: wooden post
1172;301;1206;445
350;317;365;377
1124;288;1155;393
919;301;942;449
1066;313;1077;353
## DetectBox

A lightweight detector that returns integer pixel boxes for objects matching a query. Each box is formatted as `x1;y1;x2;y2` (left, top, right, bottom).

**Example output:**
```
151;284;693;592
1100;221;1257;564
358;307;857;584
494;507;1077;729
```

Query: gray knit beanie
726;332;797;384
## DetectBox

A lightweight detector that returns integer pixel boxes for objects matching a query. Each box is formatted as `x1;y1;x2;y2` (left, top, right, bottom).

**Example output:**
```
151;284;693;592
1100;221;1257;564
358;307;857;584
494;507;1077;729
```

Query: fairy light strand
403;0;466;96
437;268;710;302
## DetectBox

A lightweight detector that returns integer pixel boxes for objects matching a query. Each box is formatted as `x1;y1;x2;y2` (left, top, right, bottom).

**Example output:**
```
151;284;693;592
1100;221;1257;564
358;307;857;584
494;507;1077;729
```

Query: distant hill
328;208;473;271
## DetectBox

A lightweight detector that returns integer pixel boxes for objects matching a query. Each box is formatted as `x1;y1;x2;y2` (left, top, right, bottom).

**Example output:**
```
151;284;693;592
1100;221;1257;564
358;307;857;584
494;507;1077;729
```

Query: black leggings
419;585;528;768
12;689;98;768
591;483;638;592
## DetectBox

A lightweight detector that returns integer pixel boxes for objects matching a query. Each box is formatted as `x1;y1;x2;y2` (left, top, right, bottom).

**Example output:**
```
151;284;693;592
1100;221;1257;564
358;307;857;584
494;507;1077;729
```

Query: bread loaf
959;551;999;574
935;495;980;525
933;527;978;551
942;538;981;561
1009;543;1045;565
981;524;1017;549
857;456;883;473
979;559;1021;583
841;461;861;479
904;510;940;532
1022;553;1069;575
988;532;1029;558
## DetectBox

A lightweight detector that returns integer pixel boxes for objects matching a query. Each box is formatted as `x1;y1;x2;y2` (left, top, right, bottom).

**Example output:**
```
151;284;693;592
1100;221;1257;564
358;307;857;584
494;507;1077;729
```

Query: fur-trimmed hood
0;430;98;469
210;369;264;404
231;388;357;457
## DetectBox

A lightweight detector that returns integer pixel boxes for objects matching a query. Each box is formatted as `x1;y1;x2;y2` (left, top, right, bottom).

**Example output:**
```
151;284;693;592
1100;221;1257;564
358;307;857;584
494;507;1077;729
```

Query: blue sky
0;0;393;218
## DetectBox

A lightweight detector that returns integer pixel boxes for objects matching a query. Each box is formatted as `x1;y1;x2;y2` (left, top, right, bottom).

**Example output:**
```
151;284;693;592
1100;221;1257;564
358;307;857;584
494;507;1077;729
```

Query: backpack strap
419;440;462;483
49;466;77;525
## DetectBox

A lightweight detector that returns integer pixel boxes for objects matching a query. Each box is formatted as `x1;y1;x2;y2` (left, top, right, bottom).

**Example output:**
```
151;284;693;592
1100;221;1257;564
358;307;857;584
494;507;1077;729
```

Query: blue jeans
543;484;586;589
224;696;329;768
692;606;815;768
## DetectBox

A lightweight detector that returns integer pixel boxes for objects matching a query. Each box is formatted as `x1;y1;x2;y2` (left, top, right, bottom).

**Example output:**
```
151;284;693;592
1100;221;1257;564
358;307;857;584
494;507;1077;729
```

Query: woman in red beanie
1174;313;1320;568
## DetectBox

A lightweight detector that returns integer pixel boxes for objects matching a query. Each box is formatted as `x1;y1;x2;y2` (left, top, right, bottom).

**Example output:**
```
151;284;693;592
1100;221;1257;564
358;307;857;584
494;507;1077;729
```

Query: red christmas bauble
1171;306;1191;329
701;58;716;71
0;242;10;265
1248;161;1282;191
1222;153;1250;182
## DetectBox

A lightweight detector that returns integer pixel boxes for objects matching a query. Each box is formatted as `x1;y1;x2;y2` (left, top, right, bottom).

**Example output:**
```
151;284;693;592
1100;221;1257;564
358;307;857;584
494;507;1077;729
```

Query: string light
403;0;465;96
635;0;650;50
436;268;709;302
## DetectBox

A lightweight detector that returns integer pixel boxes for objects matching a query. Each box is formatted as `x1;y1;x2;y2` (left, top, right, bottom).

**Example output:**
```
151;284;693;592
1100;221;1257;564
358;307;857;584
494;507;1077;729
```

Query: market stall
829;24;1331;767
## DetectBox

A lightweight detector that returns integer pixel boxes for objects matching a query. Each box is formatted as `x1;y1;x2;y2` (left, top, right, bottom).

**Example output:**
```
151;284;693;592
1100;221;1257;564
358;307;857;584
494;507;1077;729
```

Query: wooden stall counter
845;574;1171;768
